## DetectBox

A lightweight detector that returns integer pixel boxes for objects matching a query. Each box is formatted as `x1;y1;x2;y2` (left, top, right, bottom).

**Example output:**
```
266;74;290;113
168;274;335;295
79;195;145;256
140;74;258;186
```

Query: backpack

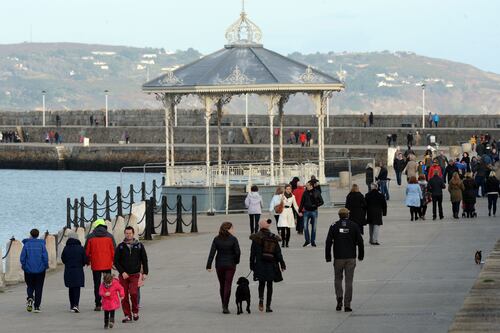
261;235;277;262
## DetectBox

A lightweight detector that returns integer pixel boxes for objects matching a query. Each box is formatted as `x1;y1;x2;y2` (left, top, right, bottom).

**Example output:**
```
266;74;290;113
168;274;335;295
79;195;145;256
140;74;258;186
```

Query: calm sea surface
0;169;162;250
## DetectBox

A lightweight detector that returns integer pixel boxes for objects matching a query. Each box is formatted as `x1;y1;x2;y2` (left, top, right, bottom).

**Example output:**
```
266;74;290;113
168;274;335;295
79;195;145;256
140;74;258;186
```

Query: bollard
4;238;24;283
339;171;351;188
141;182;146;202
57;227;71;264
66;198;72;229
80;197;85;228
0;248;4;288
152;180;157;210
161;176;166;186
76;227;86;244
117;186;123;217
45;233;57;270
74;198;80;228
160;196;169;236
127;214;139;237
144;199;153;240
112;216;126;244
150;196;157;235
175;195;184;233
92;194;98;221
129;184;135;205
191;196;198;233
105;190;111;221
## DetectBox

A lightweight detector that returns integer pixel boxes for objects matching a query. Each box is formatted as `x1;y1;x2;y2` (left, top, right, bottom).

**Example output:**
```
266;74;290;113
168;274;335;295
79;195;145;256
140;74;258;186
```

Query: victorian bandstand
142;7;344;211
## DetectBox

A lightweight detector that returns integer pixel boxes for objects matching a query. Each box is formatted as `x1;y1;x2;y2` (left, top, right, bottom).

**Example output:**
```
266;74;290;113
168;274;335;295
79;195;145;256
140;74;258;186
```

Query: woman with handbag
249;219;286;313
269;186;284;232
277;184;300;247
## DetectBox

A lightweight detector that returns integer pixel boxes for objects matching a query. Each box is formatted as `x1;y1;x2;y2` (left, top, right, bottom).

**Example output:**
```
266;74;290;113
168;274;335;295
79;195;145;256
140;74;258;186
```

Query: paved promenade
0;180;499;332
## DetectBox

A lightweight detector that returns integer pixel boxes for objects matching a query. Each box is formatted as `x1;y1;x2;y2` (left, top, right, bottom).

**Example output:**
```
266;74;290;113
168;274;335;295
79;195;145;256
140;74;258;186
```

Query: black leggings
488;194;498;215
409;207;419;220
258;280;273;307
280;227;290;246
104;310;115;324
249;214;260;234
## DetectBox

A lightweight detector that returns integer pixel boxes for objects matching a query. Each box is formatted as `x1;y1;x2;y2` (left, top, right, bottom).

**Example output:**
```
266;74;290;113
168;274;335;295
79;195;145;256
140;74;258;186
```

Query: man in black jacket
325;208;364;312
428;170;446;220
299;181;324;247
114;226;149;322
443;160;459;184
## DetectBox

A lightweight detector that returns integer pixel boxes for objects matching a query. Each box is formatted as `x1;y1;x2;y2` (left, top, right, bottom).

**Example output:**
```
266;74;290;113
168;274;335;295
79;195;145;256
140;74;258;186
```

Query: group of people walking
20;219;148;329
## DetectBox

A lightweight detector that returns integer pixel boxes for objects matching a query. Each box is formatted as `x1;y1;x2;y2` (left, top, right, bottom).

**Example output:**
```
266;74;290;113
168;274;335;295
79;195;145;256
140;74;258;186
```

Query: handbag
274;199;284;214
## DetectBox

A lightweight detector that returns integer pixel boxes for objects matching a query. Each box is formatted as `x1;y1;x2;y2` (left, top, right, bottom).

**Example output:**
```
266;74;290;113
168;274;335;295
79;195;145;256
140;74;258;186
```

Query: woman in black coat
206;222;241;314
462;173;478;218
249;219;286;313
365;184;387;245
365;164;374;192
61;234;86;312
345;184;367;234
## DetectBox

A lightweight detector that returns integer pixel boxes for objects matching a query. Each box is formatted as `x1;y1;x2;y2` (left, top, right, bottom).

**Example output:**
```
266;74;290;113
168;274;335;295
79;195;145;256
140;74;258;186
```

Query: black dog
235;276;251;315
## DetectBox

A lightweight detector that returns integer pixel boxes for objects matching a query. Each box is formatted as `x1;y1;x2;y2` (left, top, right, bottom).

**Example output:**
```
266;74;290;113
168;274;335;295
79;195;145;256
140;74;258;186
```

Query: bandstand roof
142;9;344;95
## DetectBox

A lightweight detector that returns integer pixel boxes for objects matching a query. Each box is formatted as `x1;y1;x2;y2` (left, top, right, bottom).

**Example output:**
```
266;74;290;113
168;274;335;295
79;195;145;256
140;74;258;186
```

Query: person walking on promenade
206;222;240;314
90;115;94;126
437;151;449;176
433;113;440;128
325;208;364;312
376;161;390;200
403;154;418;182
365;184;387;245
418;175;430;219
269;186;284;229
393;153;406;186
309;175;322;193
362;113;368;128
114;226;149;322
406;176;423;221
369;112;374;127
475;158;489;197
99;273;124;329
278;184;300;247
345;184;367;234
461;152;471;172
61;231;86;313
448;172;465;219
428;169;446;220
292;182;305;234
444;160;459;184
245;185;263;234
463;173;478;218
486;171;500;216
299;132;306;147
250;219;286;313
428;112;433;128
85;219;116;311
20;228;48;313
427;159;443;181
407;132;414;147
306;130;312;147
365;163;374;192
299;181;324;247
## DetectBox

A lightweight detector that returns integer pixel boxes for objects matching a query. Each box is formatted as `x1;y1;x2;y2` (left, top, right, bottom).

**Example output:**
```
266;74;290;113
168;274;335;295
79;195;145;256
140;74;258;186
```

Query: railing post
160;196;169;236
117;186;123;217
66;198;71;229
129;184;135;205
175;195;184;233
348;159;352;190
152;179;157;210
105;190;111;221
144;198;153;241
141;181;146;201
80;197;85;228
190;196;198;233
161;176;166;186
74;198;79;228
92;194;98;221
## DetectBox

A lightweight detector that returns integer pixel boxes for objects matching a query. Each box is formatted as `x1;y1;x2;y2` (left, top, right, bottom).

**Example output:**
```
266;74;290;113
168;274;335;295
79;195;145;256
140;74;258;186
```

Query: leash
245;270;252;279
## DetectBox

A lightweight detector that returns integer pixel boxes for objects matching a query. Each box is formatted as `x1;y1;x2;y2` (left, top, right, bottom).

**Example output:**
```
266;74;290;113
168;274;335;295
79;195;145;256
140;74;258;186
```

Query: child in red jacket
99;273;124;329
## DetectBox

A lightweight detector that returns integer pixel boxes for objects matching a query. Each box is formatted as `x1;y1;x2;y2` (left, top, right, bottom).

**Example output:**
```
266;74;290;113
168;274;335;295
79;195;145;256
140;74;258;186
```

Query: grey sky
1;0;499;73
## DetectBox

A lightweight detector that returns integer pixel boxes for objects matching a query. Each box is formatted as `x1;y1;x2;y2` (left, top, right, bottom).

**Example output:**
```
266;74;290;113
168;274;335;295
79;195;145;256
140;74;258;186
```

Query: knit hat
259;219;271;230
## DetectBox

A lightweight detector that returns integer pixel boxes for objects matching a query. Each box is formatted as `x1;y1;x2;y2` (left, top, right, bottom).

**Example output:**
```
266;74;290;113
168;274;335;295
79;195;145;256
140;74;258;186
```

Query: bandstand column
312;93;326;184
216;99;223;175
263;94;280;185
170;110;175;167
204;96;213;186
278;95;289;183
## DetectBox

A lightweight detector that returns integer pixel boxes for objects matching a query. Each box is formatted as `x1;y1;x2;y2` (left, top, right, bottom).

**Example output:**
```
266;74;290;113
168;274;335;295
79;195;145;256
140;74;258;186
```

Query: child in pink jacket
99;273;124;329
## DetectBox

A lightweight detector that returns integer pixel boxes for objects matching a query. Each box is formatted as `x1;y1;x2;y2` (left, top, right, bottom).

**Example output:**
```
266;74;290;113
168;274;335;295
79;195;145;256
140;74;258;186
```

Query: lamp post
245;94;249;127
421;84;426;129
104;90;109;127
42;90;46;127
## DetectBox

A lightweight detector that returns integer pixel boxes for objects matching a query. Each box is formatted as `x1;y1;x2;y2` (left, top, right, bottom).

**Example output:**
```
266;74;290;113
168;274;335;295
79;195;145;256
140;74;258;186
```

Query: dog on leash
235;276;251;315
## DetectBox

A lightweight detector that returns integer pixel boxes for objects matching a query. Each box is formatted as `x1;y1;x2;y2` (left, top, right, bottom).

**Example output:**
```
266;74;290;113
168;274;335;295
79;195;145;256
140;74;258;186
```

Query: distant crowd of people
0;130;23;143
285;129;314;146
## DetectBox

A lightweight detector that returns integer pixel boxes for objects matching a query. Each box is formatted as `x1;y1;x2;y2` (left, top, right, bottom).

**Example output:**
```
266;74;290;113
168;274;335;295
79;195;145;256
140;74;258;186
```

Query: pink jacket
99;278;125;311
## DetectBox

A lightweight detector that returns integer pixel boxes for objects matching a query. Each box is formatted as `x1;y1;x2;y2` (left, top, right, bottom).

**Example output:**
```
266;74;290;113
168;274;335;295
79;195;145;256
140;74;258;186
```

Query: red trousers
216;266;236;307
119;273;140;317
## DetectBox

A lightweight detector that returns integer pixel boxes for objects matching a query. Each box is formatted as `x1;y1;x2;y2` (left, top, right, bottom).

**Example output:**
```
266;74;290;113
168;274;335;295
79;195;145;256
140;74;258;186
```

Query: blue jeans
475;176;485;197
378;180;390;200
303;210;318;244
395;171;402;186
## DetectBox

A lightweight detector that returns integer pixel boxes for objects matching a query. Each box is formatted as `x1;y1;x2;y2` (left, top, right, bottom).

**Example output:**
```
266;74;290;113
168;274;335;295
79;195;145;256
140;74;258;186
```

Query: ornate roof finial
225;1;263;46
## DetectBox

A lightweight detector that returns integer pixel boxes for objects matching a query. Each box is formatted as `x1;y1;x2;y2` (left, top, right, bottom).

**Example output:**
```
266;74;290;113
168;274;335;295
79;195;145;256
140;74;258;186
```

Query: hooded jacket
99;278;124;311
20;238;49;274
114;238;149;275
85;226;115;271
245;192;263;215
61;238;86;288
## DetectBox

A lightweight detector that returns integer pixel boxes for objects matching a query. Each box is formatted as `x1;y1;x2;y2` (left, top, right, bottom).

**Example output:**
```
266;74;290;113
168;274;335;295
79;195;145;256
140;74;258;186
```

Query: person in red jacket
292;182;305;234
427;159;443;181
85;219;116;311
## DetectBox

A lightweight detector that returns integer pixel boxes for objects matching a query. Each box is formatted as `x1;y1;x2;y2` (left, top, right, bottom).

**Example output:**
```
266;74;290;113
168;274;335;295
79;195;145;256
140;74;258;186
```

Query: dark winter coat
299;188;324;212
377;167;389;181
486;176;500;194
114;239;149;275
365;167;374;186
206;235;241;269
325;218;364;261
393;158;406;173
249;229;285;282
428;175;446;196
345;192;367;227
462;178;478;205
444;165;459;183
365;189;387;226
61;238;86;288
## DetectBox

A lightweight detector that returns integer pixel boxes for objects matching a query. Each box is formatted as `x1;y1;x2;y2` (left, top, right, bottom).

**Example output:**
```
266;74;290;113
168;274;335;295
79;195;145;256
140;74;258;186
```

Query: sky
1;0;499;73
